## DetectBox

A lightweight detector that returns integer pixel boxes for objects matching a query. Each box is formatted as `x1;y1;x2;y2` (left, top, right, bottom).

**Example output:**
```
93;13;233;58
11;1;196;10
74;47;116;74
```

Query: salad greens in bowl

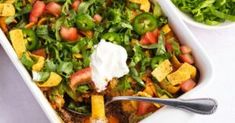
171;0;235;29
0;0;214;123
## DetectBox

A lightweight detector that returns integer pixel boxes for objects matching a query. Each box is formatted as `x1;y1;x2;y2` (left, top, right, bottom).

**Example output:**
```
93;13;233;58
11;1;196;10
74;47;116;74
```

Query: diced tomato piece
179;54;194;64
180;45;192;54
140;29;160;45
60;27;80;42
46;2;61;17
70;67;92;90
152;28;160;37
145;32;157;44
32;48;46;58
72;0;81;11
93;14;103;23
165;43;173;53
180;79;196;92
140;35;150;45
29;1;46;23
136;101;156;115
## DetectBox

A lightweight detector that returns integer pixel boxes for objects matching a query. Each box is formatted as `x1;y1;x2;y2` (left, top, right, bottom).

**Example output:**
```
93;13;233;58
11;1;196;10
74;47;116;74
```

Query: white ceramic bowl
0;0;213;123
166;0;235;30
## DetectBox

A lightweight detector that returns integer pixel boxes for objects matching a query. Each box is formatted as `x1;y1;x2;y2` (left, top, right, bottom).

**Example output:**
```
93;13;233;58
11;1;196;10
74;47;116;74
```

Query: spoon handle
109;96;217;115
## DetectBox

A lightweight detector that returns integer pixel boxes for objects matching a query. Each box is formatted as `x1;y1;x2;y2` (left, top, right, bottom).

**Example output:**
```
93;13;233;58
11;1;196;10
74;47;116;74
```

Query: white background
0;24;235;123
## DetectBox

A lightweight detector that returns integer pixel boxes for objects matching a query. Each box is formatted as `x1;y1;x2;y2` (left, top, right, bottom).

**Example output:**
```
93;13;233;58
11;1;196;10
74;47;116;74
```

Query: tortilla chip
37;72;62;87
9;29;26;58
151;59;173;82
0;3;15;16
167;63;197;85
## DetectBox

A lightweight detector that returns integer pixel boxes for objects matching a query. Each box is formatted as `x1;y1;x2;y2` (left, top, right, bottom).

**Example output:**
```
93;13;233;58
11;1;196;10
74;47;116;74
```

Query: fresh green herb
20;52;35;70
130;67;145;87
33;72;50;82
117;76;131;90
156;32;166;55
61;0;72;15
76;85;90;93
57;62;74;77
76;13;95;31
172;0;235;25
67;102;90;115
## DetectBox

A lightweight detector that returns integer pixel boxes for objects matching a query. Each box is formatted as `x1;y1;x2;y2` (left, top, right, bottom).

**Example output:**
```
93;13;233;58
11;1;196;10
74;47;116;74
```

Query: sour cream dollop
90;39;129;92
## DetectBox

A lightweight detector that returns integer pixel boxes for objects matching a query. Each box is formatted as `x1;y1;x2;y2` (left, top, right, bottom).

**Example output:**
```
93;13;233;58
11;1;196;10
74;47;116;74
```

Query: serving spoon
67;96;217;115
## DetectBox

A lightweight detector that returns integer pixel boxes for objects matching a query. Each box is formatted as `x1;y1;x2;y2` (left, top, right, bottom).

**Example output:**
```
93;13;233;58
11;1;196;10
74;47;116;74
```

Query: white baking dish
0;0;213;123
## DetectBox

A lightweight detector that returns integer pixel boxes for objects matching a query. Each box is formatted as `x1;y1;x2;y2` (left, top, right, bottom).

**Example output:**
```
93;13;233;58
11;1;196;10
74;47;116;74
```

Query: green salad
172;0;235;25
1;0;199;122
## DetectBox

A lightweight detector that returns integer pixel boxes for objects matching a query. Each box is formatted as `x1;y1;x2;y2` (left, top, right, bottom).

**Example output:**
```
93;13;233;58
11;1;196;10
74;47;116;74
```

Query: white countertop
0;24;234;123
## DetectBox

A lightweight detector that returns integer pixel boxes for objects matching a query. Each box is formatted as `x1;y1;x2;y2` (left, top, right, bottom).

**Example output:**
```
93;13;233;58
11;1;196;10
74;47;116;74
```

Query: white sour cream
90;39;129;92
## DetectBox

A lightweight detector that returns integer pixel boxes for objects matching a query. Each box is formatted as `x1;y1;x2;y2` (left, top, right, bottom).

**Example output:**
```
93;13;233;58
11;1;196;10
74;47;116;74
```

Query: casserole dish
0;0;213;122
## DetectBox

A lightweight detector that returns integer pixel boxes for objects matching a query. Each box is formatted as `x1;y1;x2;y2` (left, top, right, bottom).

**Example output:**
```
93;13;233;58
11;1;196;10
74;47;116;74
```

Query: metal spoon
67;96;217;115
105;96;217;115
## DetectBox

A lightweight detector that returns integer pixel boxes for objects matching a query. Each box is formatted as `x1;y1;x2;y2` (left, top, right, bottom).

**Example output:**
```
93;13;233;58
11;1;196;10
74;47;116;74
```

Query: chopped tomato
46;2;61;17
136;101;156;115
70;67;92;90
180;45;192;54
32;48;46;58
140;28;159;45
93;14;103;23
72;0;81;11
29;1;46;23
165;43;173;53
140;35;150;45
152;28;160;37
179;54;194;64
60;27;79;42
180;79;196;92
145;32;157;44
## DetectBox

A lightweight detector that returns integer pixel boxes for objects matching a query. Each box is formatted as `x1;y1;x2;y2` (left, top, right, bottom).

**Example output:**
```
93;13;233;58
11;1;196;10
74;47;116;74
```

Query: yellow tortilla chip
91;95;106;120
151;59;173;82
37;72;62;87
129;0;150;12
162;24;171;34
171;55;182;69
31;54;45;71
9;29;26;58
167;63;197;85
0;3;15;16
4;0;15;4
159;79;180;94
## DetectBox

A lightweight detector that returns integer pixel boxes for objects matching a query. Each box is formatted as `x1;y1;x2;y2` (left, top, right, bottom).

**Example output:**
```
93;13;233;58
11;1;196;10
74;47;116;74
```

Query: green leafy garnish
172;0;235;25
76;85;90;93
